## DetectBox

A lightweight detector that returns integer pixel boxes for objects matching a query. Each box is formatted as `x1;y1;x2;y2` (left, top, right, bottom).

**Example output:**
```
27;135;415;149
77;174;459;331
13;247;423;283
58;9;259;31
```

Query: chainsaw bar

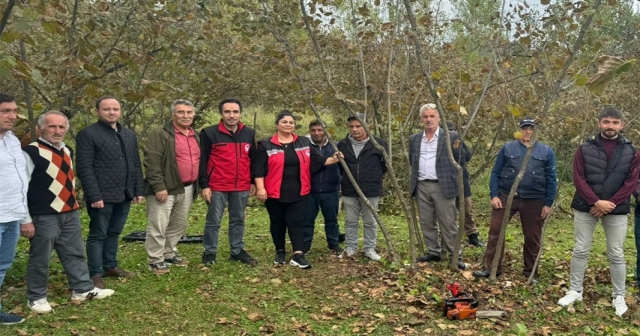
476;310;507;318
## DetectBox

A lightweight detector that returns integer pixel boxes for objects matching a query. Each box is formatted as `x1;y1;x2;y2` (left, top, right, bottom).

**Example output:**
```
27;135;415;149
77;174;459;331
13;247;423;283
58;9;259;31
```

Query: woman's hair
275;110;294;125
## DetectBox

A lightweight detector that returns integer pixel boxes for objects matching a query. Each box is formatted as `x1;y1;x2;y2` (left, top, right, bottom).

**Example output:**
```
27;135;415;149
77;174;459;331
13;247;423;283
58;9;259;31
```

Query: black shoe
417;253;441;263
468;234;486;248
230;249;258;266
202;253;216;265
290;253;312;269
338;233;346;243
472;269;502;278
274;250;286;265
0;312;25;325
328;245;344;254
458;260;467;270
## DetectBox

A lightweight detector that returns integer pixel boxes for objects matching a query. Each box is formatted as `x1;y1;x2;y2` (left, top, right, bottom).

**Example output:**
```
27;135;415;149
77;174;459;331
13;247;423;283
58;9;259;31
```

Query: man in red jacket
199;99;257;266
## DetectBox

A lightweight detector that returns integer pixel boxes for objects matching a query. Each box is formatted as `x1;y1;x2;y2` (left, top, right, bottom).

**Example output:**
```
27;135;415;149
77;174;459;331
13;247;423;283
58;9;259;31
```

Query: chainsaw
443;283;507;320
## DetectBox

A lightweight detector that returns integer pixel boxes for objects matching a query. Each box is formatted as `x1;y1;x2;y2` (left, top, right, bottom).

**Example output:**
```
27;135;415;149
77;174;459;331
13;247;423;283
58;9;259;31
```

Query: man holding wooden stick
473;118;557;280
558;107;639;317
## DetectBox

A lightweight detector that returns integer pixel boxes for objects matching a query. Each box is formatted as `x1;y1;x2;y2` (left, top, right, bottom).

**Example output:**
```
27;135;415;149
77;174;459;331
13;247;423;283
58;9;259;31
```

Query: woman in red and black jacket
252;110;341;269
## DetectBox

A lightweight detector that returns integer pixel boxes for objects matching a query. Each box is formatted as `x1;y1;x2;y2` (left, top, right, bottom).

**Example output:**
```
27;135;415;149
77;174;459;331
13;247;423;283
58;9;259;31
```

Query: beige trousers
145;185;194;264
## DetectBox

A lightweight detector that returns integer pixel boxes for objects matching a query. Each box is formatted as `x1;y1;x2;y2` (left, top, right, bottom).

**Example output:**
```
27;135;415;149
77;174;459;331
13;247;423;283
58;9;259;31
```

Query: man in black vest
76;96;145;288
21;111;114;314
558;107;640;317
473;118;557;279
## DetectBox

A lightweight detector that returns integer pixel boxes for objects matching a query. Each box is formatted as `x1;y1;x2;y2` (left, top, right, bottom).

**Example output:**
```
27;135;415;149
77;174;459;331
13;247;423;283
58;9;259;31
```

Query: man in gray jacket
409;104;466;270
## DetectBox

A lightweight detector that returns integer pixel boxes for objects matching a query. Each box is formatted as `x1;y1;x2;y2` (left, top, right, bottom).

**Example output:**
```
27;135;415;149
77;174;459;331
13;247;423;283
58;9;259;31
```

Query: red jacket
261;134;311;199
198;121;255;192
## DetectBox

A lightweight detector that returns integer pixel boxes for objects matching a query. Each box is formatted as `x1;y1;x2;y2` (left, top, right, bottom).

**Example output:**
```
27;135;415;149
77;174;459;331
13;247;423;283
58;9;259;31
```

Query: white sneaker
28;298;52;313
557;290;583;307
340;247;358;259
364;249;381;261
612;296;628;316
71;287;115;301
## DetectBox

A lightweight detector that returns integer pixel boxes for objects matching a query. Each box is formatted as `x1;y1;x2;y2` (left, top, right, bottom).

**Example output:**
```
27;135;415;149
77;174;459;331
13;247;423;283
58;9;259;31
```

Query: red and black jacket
261;134;311;199
198;121;255;192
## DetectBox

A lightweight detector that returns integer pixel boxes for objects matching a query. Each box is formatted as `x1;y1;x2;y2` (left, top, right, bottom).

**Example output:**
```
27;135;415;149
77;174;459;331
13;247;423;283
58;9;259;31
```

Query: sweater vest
23;141;79;216
571;136;636;214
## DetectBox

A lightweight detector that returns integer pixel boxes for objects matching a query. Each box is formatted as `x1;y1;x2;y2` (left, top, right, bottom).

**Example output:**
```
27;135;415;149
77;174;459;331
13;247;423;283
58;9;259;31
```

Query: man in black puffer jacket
76;96;144;289
337;113;388;261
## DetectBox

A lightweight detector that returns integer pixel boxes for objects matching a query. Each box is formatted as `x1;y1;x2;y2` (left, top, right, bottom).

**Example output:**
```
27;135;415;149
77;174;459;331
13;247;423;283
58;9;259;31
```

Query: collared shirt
418;127;439;180
21;138;67;224
0;131;29;223
174;124;200;184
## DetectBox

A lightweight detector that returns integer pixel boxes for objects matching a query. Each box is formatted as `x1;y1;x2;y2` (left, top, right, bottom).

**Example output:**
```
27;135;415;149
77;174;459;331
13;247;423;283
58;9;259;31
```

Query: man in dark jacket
558;107;639;317
143;99;200;274
303;120;342;254
76;96;144;288
338;113;388;261
447;121;484;247
473;118;557;279
409;104;467;270
199;99;257;266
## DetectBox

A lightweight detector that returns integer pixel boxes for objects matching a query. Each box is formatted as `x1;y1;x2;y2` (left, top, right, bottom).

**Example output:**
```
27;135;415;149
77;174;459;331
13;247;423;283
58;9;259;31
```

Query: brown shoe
91;275;105;289
102;267;133;278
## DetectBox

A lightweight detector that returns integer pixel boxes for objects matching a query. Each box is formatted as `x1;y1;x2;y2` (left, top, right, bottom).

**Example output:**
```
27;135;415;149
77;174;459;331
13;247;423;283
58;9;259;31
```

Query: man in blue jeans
303;120;343;254
0;93;28;325
76;96;145;288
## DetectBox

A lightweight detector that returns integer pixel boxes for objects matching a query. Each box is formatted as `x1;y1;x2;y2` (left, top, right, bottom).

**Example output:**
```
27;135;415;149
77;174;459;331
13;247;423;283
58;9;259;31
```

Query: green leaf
615;59;637;74
574;74;588;86
0;31;19;43
358;4;370;17
461;73;471;83
0;66;11;80
507;104;521;117
41;21;64;35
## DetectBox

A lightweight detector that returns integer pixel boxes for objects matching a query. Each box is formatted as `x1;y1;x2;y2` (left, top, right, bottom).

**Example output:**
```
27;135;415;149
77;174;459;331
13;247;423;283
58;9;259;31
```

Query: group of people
0;94;391;324
0;91;636;324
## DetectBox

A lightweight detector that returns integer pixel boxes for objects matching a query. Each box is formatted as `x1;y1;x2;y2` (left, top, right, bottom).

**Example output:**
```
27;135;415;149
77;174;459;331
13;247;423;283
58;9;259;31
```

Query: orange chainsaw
443;283;506;320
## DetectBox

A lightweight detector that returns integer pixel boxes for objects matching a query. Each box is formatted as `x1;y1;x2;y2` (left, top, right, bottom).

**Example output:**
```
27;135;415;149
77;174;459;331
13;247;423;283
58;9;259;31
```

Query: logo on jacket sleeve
245;144;250;152
305;149;310;157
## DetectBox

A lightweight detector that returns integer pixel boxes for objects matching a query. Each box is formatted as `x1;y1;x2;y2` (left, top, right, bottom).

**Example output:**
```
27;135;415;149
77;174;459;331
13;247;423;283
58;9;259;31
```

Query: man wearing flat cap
473;118;557;281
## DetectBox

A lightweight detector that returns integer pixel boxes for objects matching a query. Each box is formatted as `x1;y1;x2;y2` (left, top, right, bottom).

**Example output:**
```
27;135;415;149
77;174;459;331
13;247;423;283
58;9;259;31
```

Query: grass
4;168;640;335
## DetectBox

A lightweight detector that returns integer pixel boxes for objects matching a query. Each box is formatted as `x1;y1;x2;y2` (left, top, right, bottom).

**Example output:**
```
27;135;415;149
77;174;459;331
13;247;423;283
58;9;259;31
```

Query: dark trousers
303;191;340;248
86;201;131;276
265;197;308;252
635;215;640;286
27;211;93;301
483;194;544;276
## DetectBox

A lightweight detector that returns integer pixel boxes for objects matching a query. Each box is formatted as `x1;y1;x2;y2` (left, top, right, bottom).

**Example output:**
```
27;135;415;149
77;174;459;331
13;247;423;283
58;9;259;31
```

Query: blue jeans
86;201;131;276
0;220;20;311
203;191;249;256
304;191;340;248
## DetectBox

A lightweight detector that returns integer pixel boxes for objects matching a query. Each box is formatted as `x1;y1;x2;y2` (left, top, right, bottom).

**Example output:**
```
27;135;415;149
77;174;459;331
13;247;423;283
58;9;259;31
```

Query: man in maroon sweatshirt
558;107;640;317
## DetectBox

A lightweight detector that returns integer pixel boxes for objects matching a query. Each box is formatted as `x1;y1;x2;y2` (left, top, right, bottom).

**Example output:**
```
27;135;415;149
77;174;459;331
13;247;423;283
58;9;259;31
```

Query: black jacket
76;121;145;204
337;134;388;197
309;136;340;193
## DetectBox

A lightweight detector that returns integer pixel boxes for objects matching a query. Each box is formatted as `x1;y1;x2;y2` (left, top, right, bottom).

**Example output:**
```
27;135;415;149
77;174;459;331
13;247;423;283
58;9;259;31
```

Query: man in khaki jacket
143;99;200;274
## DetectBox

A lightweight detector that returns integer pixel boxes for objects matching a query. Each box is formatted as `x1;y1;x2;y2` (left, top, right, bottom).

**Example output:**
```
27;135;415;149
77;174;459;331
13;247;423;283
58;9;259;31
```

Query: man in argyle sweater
20;111;114;314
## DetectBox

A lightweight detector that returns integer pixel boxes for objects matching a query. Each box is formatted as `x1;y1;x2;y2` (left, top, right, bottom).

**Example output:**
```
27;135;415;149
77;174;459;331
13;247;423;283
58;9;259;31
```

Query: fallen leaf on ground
16;330;28;336
247;313;263;322
597;297;611;306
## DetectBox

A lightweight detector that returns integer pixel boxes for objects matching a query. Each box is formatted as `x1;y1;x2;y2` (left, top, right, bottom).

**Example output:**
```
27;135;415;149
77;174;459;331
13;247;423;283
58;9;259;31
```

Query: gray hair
37;110;69;129
170;99;195;114
419;103;438;116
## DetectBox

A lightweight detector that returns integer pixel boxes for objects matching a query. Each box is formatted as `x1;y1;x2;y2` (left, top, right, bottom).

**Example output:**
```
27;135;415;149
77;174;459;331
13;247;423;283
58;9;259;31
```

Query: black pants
265;197;308;252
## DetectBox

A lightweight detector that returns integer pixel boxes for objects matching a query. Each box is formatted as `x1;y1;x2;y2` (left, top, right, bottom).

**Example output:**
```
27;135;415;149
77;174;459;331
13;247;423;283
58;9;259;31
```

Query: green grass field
3;188;640;335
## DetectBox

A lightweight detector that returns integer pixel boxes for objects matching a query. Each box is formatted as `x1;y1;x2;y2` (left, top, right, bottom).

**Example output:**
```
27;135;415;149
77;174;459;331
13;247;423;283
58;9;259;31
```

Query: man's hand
133;196;145;203
589;207;606;218
490;197;502;210
91;200;104;208
593;200;615;214
541;206;551;220
201;188;212;203
249;184;257;197
155;190;168;203
21;223;35;239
